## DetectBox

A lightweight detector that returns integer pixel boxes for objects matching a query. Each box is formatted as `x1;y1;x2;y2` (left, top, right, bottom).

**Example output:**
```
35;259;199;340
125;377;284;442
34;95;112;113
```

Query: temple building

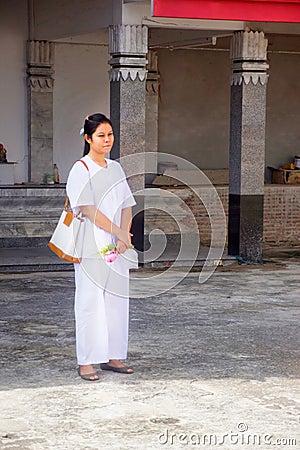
1;0;300;263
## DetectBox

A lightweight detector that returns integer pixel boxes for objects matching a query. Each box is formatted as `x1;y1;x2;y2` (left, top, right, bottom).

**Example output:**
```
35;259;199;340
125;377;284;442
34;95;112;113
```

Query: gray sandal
100;363;134;374
78;368;100;381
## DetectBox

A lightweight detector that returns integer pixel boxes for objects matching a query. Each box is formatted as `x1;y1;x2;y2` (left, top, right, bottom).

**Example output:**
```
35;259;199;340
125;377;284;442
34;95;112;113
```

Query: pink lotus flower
104;250;117;263
100;244;118;263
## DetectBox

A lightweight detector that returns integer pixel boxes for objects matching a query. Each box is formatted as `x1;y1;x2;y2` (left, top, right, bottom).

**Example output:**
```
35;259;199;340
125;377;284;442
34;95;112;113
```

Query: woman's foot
78;364;100;381
100;359;134;374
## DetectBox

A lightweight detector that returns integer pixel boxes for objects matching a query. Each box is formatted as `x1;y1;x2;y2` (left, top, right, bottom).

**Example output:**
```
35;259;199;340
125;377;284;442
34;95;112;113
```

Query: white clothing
74;263;129;364
66;156;136;365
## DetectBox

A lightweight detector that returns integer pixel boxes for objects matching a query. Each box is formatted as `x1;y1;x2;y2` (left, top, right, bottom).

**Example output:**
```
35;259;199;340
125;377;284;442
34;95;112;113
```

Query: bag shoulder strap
64;159;90;210
77;159;89;172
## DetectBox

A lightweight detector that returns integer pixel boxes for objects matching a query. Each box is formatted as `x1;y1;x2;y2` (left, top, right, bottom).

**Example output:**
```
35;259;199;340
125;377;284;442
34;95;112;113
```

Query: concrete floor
0;257;299;449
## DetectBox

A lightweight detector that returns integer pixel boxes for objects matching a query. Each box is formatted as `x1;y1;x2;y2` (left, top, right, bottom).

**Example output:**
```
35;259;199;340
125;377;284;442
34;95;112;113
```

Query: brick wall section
263;185;300;246
145;185;300;247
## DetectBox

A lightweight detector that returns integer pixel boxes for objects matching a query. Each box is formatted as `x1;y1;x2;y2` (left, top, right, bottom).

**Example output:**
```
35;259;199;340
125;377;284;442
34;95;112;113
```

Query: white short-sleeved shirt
66;155;136;257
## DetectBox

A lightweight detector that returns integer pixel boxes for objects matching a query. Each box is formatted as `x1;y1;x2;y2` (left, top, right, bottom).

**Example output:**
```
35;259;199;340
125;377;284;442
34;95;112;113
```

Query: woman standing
66;113;136;381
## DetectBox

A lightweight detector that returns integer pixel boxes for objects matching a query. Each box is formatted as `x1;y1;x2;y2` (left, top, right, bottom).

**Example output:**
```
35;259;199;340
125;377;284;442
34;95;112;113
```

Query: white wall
0;0;28;183
157;48;231;170
266;52;300;170
53;32;110;182
157;40;300;172
0;0;111;184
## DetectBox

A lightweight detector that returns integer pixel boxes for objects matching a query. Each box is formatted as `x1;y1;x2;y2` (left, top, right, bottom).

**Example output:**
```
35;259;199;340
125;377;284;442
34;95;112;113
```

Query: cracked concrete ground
0;259;299;449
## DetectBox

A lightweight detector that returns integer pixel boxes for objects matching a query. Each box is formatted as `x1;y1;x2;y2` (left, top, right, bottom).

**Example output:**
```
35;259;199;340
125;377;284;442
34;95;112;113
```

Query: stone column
27;40;54;184
228;30;269;264
109;25;148;254
145;49;160;185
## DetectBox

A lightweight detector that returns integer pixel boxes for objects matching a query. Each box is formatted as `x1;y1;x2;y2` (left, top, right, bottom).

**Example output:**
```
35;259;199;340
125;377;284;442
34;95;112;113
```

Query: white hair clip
79;127;84;136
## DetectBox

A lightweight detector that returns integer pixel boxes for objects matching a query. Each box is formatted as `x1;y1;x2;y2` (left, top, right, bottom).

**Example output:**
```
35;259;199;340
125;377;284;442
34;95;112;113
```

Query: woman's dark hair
82;113;113;156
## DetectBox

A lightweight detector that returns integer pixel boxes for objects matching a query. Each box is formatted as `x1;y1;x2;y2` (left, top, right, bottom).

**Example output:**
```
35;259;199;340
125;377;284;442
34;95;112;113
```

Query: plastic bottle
53;163;60;184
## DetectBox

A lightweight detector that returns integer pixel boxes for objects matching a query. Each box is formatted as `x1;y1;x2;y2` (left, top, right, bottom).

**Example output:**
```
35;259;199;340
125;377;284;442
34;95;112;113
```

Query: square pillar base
228;194;264;264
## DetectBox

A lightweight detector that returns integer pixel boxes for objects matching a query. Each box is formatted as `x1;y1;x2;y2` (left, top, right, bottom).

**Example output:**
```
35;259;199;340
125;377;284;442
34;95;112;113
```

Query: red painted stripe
152;0;300;23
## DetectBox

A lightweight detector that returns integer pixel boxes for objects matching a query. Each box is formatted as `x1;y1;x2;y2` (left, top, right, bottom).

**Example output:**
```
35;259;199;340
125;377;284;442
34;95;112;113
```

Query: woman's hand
116;228;132;249
116;240;127;254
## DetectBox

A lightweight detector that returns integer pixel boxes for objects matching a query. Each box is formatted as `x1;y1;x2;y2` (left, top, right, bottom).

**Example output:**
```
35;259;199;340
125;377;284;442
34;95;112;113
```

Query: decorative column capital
109;25;148;55
109;25;148;82
27;40;54;92
27;40;54;66
230;31;269;86
230;30;268;61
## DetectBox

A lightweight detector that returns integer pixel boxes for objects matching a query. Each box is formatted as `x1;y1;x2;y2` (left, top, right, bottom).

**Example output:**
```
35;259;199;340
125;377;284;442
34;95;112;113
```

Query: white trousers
74;261;129;365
